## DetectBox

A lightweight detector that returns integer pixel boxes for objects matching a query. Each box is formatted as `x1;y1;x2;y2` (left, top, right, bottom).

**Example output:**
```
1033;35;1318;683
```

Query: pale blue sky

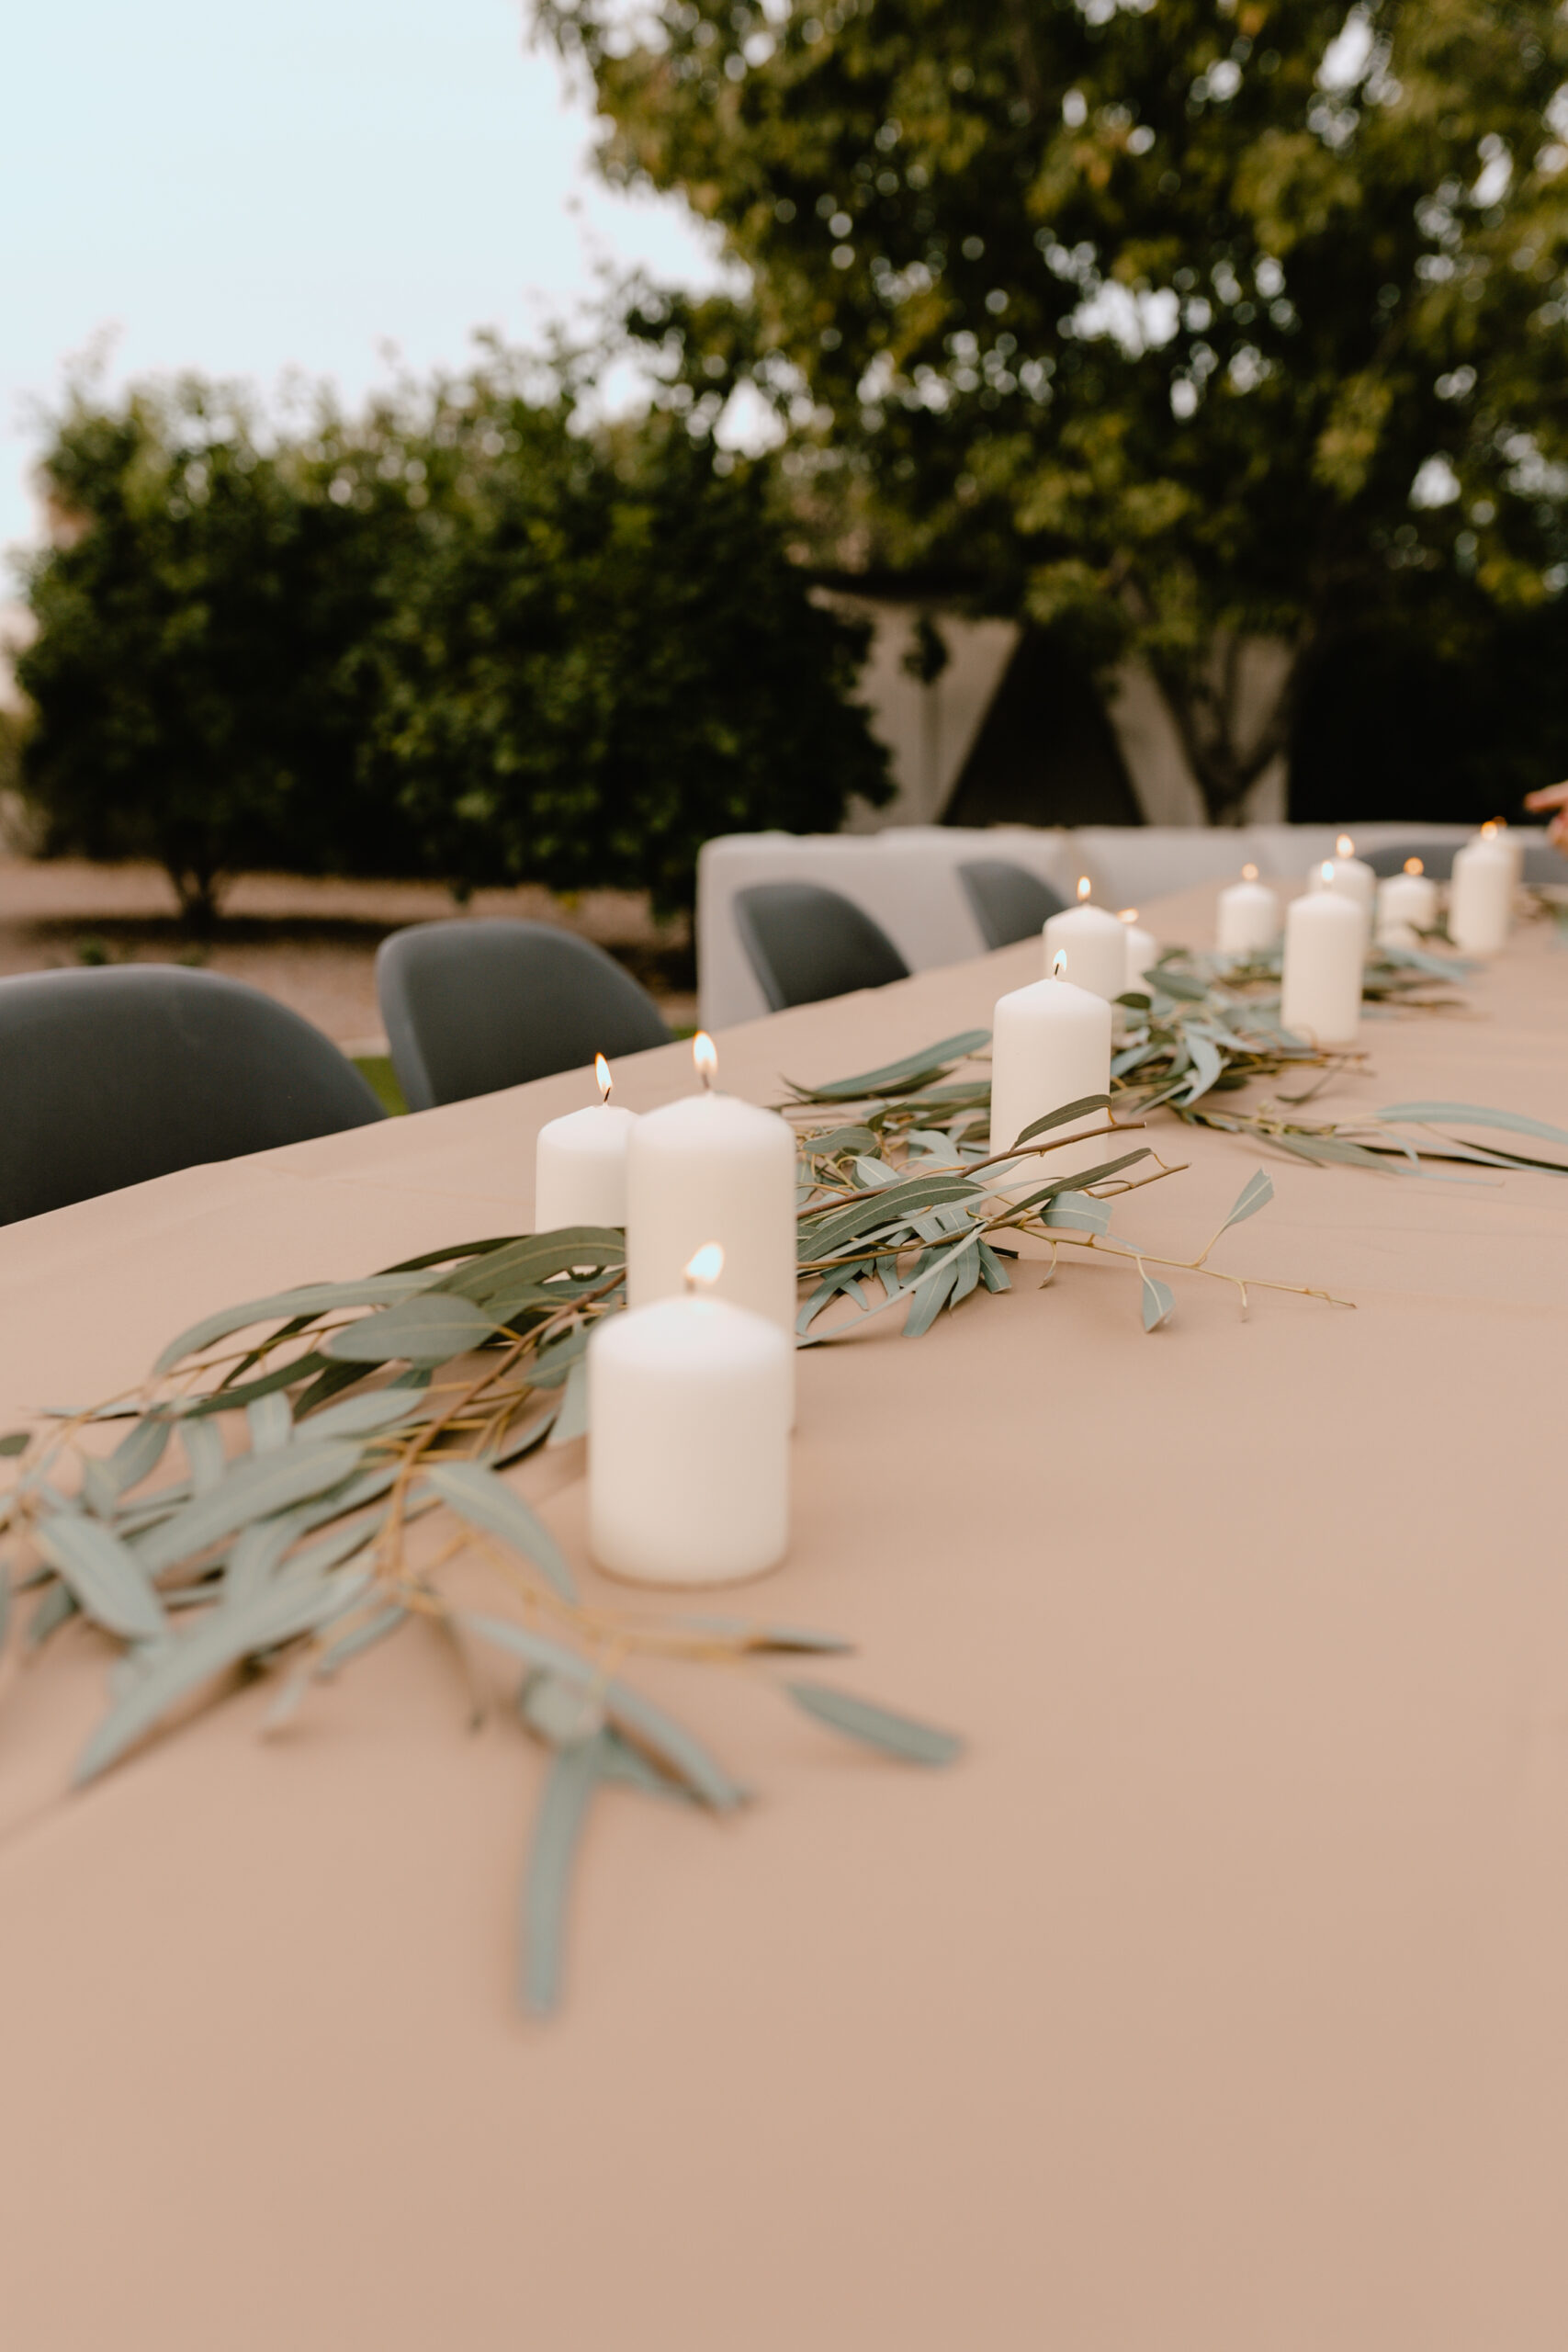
2;0;721;558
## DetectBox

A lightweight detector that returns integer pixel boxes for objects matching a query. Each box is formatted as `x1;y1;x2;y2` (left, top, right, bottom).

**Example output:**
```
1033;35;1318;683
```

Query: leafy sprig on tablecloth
6;963;1560;2018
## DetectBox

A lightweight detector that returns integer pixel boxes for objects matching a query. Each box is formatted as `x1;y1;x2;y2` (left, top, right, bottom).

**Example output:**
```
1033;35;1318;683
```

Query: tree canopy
15;354;888;917
544;0;1568;818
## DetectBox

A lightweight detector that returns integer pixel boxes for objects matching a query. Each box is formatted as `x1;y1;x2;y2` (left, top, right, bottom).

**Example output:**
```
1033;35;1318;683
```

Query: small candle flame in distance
1117;908;1138;925
1404;856;1424;876
1481;820;1497;839
1336;834;1355;858
1052;948;1068;978
1320;861;1336;884
1241;863;1258;882
683;1242;724;1291
693;1031;717;1089
1077;876;1091;901
594;1052;612;1102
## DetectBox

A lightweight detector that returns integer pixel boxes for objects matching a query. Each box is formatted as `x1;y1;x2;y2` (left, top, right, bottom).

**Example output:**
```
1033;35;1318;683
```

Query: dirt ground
0;856;697;1050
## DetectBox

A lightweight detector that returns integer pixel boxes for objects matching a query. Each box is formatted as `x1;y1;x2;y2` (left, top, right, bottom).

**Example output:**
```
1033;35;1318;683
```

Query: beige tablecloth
1;887;1566;2350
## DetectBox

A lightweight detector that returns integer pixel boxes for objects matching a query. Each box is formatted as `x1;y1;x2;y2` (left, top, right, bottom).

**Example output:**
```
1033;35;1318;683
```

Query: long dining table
1;882;1565;2351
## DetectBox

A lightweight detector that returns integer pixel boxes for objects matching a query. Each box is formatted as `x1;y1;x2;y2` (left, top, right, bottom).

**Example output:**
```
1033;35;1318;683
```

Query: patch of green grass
353;1054;408;1115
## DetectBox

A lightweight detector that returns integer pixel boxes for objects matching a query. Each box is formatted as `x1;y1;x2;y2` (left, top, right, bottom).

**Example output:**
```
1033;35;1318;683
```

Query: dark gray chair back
0;966;384;1226
733;882;909;1012
376;919;671;1112
958;858;1067;948
1522;840;1568;886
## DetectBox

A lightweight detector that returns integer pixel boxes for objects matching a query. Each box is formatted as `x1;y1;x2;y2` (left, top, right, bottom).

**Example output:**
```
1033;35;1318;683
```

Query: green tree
16;375;414;921
16;354;887;916
363;362;888;911
543;0;1568;820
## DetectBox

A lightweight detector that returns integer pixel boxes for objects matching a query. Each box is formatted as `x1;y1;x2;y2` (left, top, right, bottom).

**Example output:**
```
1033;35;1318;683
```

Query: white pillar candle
1310;835;1377;918
1043;878;1129;1002
1118;910;1158;993
1488;820;1526;888
626;1034;797;1337
989;956;1113;1185
1449;831;1514;954
589;1244;791;1586
1374;861;1438;950
1215;864;1280;955
1280;875;1363;1046
534;1055;637;1230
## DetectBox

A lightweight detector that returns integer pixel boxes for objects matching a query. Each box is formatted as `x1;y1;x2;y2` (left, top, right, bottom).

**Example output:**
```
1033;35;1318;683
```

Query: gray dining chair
0;965;385;1227
958;858;1067;949
733;881;910;1012
376;919;672;1112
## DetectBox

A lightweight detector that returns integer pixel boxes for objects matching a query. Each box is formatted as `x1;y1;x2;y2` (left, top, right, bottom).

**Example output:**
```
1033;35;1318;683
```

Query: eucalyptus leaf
102;1413;173;1497
1140;1270;1175;1332
74;1566;371;1784
786;1680;963;1766
529;1325;590;1391
1178;1033;1224;1106
671;1616;855;1656
424;1464;576;1602
437;1230;625;1306
1221;1169;1275;1231
181;1415;227;1493
295;1388;427;1441
1374;1101;1568;1151
314;1601;407;1679
320;1292;506;1365
154;1276;432;1372
785;1029;991;1102
27;1578;78;1650
1010;1093;1112;1148
1044;1191;1113;1237
0;1430;30;1458
245;1393;294;1454
132;1441;365;1576
34;1513;166;1640
547;1358;589;1449
521;1732;609;2016
901;1252;962;1339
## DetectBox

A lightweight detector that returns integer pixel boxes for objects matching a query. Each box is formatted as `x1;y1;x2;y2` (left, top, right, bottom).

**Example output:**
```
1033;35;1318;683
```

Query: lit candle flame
1077;876;1091;901
1336;834;1355;858
683;1242;724;1292
594;1052;612;1102
1118;908;1138;925
1404;856;1424;876
693;1031;717;1090
1052;948;1068;978
1241;863;1258;882
1320;861;1336;884
1481;820;1497;839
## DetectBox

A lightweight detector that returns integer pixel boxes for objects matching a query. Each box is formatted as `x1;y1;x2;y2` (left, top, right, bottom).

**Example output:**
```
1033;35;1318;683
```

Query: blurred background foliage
546;0;1568;820
11;0;1568;908
15;353;889;920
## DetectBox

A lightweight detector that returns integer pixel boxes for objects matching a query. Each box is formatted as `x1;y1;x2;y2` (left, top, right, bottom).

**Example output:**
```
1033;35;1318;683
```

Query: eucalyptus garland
3;944;1564;2016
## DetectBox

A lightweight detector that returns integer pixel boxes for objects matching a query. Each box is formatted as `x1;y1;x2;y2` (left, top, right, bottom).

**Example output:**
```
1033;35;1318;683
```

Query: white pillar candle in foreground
1449;829;1514;954
989;954;1113;1184
626;1034;797;1337
1118;909;1158;992
1280;874;1364;1046
1043;878;1129;1002
534;1055;637;1231
1215;864;1280;955
1490;819;1526;887
589;1244;791;1586
1374;860;1438;950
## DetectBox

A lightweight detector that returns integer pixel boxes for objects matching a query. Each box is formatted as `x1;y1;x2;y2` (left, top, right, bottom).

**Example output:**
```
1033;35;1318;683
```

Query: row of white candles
545;826;1525;1584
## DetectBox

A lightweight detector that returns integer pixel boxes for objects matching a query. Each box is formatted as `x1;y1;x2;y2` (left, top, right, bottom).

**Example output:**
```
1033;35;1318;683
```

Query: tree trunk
1149;628;1304;826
